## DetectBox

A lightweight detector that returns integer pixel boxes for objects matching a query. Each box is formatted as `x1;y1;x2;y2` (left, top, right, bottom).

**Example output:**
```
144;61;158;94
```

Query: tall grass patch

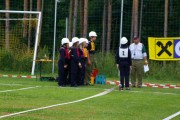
0;46;58;74
95;52;118;78
146;61;180;81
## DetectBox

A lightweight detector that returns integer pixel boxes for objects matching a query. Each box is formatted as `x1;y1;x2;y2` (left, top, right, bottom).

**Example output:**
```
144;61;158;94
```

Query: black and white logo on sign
156;41;172;56
155;40;174;59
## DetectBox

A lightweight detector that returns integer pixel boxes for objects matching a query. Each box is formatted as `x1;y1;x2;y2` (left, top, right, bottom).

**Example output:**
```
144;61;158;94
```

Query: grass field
0;77;179;120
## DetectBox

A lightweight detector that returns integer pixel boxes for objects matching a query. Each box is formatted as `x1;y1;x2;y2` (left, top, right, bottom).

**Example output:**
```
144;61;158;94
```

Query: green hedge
0;50;180;82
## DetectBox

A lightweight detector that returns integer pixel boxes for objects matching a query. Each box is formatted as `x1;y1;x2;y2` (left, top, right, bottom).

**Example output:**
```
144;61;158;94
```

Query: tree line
0;0;180;54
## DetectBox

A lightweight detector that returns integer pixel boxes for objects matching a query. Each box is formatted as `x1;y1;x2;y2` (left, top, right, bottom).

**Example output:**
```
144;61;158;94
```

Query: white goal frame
0;10;41;75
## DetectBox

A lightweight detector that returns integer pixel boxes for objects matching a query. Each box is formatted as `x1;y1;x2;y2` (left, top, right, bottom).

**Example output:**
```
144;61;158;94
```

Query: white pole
31;12;42;75
119;0;124;45
66;17;68;38
52;0;58;74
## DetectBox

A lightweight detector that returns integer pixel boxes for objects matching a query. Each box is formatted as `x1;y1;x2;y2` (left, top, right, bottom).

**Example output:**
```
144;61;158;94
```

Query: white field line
0;86;117;119
0;82;179;96
0;83;23;86
0;86;40;93
0;83;38;87
0;83;26;86
163;111;180;120
0;83;40;87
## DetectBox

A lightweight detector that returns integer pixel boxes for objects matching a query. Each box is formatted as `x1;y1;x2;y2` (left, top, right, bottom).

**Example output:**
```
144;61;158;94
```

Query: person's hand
87;60;91;65
130;66;132;70
116;64;119;69
144;60;148;65
78;62;82;68
64;65;68;68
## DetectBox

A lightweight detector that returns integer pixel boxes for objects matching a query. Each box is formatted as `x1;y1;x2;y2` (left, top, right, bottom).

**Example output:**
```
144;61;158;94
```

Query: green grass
0;78;180;120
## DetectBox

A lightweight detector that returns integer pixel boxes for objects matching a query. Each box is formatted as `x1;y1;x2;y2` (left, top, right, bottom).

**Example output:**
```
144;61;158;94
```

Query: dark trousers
119;63;130;88
70;61;79;87
58;61;68;86
80;60;86;85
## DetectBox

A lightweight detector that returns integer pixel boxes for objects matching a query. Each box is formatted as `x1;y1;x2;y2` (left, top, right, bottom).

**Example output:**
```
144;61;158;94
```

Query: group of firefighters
58;31;97;87
58;31;148;90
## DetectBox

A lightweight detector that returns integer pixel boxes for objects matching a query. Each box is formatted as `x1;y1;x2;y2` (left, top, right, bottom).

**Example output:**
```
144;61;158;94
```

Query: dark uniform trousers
119;62;130;88
58;60;68;86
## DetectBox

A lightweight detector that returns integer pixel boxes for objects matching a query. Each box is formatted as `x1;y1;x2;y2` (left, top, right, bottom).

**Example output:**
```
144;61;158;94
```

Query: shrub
95;52;118;78
0;51;15;71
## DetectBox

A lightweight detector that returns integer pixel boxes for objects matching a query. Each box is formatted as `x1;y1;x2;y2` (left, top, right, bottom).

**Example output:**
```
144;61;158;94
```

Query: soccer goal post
0;10;41;75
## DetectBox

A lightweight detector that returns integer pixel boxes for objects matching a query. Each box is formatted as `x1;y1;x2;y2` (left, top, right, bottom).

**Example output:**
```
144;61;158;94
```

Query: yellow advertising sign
148;37;180;61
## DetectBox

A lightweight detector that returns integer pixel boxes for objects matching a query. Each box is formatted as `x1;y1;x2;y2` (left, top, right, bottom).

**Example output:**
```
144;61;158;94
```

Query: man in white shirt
129;36;148;87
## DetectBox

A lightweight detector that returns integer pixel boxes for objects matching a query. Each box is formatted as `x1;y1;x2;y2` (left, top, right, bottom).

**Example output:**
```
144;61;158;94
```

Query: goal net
0;10;41;75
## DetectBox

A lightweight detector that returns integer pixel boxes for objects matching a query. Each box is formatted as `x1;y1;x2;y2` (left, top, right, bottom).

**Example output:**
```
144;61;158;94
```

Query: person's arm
144;56;148;65
142;44;148;65
87;41;91;51
60;48;66;67
78;48;83;68
87;50;91;65
128;48;132;70
128;49;132;66
115;49;119;69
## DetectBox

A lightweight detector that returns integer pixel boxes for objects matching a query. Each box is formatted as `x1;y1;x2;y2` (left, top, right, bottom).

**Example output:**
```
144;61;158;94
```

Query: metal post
119;0;124;46
52;0;58;74
66;17;68;38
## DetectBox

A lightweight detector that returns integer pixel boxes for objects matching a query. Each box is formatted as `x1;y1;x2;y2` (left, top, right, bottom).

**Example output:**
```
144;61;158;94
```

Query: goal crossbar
0;18;38;20
0;10;41;14
0;10;42;75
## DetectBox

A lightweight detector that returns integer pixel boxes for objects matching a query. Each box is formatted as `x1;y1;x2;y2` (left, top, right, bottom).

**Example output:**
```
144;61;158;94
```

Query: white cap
84;38;89;44
89;31;97;37
120;37;128;44
61;38;69;45
72;37;79;44
69;42;73;47
79;38;87;45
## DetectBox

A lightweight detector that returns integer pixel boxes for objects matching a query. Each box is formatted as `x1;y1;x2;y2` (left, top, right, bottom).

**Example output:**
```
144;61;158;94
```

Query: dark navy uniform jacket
59;46;70;65
115;44;132;66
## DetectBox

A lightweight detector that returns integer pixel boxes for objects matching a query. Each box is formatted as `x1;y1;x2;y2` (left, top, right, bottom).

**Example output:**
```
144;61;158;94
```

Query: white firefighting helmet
89;31;97;37
84;38;89;43
61;38;69;45
72;37;79;44
120;37;128;45
79;38;86;45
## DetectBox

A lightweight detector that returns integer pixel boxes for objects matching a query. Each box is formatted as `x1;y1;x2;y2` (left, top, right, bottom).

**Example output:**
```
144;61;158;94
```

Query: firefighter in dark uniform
116;37;132;90
70;37;82;87
67;42;73;85
79;38;89;85
58;38;70;87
